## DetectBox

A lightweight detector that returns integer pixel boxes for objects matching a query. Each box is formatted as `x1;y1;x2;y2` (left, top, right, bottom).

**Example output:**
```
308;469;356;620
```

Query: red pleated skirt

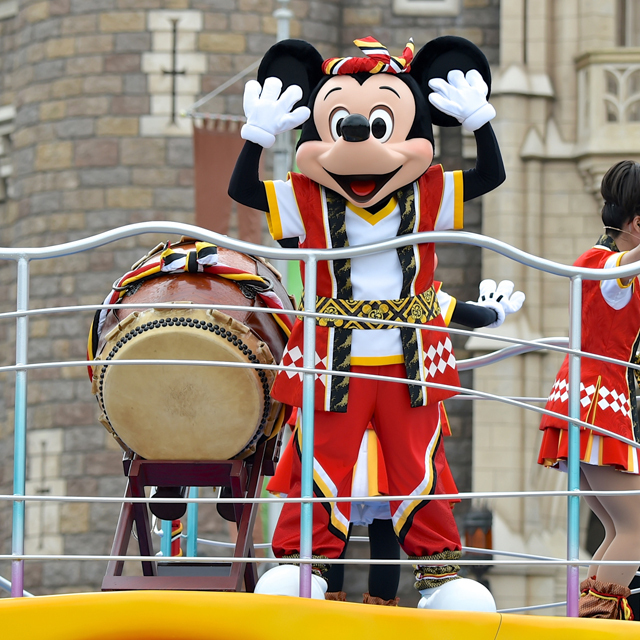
538;427;640;474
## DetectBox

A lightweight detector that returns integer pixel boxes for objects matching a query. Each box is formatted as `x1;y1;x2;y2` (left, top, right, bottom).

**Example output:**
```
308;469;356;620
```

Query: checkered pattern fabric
423;337;456;379
547;378;631;418
598;386;631;417
281;345;328;384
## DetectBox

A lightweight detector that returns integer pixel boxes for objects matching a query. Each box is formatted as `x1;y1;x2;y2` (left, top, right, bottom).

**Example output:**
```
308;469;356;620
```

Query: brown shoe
325;591;347;601
579;578;634;620
363;592;400;606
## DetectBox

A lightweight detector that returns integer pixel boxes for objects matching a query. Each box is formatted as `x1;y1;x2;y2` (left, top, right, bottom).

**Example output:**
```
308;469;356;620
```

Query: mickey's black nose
339;114;370;142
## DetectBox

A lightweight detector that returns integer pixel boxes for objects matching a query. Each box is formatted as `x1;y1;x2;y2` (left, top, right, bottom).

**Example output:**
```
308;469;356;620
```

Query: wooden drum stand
102;435;280;592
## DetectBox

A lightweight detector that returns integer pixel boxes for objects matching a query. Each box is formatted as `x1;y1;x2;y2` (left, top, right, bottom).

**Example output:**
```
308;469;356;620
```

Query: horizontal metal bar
5;331;640;382
1;221;639;281
0;300;633;374
498;602;567;613
0;554;637;567
2;488;640;505
191;537;271;549
0;574;34;596
10;355;637;447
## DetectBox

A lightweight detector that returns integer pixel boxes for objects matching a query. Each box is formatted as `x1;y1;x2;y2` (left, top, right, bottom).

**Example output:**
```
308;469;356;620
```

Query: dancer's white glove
428;69;496;132
241;77;310;148
473;279;525;328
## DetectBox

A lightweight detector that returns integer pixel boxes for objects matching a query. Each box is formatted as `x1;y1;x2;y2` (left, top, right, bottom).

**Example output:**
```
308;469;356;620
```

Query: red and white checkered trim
548;378;631;417
548;378;579;404
280;345;328;384
423;337;456;379
597;385;631;417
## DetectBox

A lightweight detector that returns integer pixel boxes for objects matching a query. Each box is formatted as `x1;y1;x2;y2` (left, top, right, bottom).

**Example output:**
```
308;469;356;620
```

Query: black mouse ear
410;36;492;128
257;39;324;114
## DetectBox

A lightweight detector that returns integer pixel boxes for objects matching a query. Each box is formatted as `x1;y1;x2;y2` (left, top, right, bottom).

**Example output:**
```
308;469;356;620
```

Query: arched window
617;0;640;46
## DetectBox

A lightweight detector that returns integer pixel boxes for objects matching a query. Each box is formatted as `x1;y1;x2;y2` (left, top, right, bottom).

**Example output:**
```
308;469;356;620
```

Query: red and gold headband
322;36;414;76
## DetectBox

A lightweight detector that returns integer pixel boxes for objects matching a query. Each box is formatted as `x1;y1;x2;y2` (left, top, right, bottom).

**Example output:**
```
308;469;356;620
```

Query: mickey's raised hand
428;69;496;132
240;77;310;149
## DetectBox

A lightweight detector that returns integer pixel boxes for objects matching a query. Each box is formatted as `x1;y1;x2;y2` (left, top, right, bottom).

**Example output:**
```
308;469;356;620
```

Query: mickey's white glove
240;77;310;149
428;69;496;132
474;279;525;329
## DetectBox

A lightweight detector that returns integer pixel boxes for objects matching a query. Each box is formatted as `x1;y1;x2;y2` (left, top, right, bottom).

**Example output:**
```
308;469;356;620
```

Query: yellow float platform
2;590;639;640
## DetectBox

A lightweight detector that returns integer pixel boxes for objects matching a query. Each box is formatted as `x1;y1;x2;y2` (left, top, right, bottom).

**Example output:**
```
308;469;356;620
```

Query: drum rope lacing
95;315;273;454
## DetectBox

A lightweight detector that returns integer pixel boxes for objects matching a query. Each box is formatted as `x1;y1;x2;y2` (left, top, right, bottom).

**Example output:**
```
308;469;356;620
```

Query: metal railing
2;221;640;615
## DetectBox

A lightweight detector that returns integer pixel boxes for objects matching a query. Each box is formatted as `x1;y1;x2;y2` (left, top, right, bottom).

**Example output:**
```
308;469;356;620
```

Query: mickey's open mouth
325;168;401;204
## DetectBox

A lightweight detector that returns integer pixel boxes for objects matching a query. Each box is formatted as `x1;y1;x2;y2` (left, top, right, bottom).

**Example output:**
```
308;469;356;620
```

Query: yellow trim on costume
270;405;287;440
222;273;267;282
557;429;564;461
346;198;397;225
393;422;441;535
442;296;457;327
584;431;594;464
319;476;350;539
120;265;162;287
264;181;283;240
586;377;601;425
351;354;405;366
440;403;452;437
628;445;636;473
296;410;349;539
323;58;339;74
614;251;633;288
598;434;604;466
367;429;379;496
434;165;446;229
272;312;292;338
453;170;464;229
87;323;95;362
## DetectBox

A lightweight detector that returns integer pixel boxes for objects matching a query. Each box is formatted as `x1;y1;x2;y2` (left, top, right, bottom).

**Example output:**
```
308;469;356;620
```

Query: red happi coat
540;243;640;442
270;166;462;412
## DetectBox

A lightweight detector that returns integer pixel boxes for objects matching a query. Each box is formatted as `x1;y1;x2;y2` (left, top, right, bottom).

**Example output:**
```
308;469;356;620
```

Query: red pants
272;364;461;560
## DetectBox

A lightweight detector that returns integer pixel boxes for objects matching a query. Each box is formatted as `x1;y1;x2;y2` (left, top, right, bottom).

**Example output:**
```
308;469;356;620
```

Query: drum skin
91;243;294;461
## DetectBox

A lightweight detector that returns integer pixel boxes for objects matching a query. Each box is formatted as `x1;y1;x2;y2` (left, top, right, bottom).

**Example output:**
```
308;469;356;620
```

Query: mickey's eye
370;108;394;142
330;108;350;141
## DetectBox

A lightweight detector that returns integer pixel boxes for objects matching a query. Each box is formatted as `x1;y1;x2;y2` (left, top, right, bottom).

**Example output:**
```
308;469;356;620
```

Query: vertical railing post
299;255;317;597
11;256;29;597
186;487;199;557
566;275;582;616
161;519;172;558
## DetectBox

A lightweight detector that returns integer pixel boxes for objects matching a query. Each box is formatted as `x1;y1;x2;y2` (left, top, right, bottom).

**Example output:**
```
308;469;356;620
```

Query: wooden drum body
89;241;293;461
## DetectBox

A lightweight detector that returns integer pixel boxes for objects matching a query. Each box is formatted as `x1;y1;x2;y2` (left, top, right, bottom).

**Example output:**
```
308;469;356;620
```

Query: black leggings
325;519;401;601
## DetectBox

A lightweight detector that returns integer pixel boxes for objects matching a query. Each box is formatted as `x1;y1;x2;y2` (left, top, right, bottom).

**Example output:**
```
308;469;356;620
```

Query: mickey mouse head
241;36;495;207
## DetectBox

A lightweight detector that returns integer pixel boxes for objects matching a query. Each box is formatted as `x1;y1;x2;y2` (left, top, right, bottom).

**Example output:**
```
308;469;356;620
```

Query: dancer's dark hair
601;160;640;235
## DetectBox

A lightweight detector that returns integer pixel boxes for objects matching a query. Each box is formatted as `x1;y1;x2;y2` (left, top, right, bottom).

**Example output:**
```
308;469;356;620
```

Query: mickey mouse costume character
266;274;524;606
229;35;506;610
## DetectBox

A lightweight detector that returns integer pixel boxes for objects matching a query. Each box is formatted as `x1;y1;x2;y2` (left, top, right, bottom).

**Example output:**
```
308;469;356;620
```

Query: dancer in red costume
538;160;640;620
